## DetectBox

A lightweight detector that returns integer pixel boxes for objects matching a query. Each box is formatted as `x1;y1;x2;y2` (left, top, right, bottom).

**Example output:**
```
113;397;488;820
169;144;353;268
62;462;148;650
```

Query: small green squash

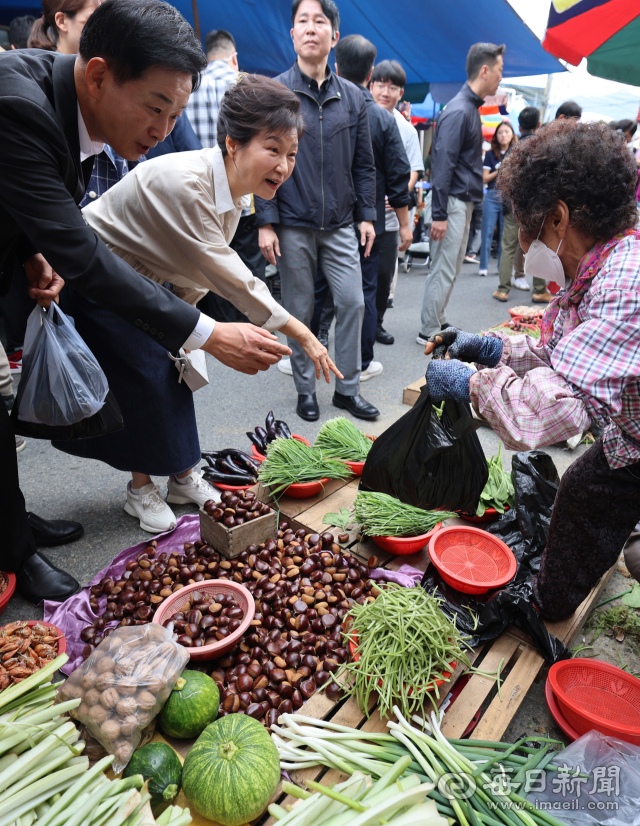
123;742;182;811
159;670;220;739
182;715;280;826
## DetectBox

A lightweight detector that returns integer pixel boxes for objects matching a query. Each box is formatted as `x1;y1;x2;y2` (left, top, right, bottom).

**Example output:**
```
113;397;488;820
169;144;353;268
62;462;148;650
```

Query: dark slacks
376;230;399;326
0;258;35;353
0;401;35;571
533;438;640;620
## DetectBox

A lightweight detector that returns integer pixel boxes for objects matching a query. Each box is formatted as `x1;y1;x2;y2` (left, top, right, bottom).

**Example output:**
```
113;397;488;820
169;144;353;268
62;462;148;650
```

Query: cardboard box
199;503;278;559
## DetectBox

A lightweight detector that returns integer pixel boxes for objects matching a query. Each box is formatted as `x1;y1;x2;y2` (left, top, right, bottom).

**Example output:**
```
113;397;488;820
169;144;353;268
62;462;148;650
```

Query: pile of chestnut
204;491;271;527
164;590;246;648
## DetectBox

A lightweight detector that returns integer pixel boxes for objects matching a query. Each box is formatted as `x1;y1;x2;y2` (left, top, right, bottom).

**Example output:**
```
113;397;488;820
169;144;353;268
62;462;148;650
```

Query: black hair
611;118;637;138
9;15;36;48
555;100;582;119
370;59;406;89
79;0;207;90
204;29;235;58
335;34;376;86
291;0;339;35
217;74;304;156
497;119;638;242
518;106;540;133
466;42;504;81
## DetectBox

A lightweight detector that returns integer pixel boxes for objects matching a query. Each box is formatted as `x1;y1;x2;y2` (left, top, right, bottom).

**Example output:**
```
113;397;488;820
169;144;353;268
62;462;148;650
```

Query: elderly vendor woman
424;120;640;622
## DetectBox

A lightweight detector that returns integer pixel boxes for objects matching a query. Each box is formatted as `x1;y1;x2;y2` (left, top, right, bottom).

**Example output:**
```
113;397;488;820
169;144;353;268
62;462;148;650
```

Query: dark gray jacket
254;62;376;231
430;82;484;222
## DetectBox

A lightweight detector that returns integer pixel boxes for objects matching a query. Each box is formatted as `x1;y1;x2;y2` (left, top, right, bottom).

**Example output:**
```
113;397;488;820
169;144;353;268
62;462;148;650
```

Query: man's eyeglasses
373;81;401;94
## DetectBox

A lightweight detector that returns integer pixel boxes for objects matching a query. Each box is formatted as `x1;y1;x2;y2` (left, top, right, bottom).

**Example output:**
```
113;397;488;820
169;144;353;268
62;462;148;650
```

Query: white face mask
523;223;566;289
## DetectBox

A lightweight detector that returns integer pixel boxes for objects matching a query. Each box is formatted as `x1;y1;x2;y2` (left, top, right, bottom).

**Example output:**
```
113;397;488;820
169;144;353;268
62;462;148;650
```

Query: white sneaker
360;361;383;381
124;482;176;534
512;276;530;291
167;470;221;507
478;269;488;277
277;358;293;376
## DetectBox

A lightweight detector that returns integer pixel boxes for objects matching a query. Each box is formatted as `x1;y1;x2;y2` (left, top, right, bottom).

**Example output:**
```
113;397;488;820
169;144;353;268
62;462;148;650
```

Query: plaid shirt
186;60;237;150
472;234;640;468
80;146;131;208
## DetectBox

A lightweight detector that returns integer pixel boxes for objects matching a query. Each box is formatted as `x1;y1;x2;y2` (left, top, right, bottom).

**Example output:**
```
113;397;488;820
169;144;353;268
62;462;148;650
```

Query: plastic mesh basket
428;526;517;594
548;658;640;743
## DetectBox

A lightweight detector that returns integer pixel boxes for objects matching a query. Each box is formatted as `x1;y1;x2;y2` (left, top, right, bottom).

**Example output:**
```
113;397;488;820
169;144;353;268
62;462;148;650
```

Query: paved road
5;255;584;622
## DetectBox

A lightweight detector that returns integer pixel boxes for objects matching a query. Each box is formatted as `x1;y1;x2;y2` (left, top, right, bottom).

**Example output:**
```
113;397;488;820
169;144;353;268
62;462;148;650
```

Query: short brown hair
217;74;304;156
490;121;516;160
497;119;638;242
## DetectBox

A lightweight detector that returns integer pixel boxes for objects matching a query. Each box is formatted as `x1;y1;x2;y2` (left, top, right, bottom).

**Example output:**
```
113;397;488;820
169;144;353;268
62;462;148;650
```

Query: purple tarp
44;514;423;675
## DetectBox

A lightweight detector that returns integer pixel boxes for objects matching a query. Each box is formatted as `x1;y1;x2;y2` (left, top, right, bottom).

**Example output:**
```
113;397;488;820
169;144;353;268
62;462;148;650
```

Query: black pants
0;258;35;353
0;401;36;571
533;438;640;621
376;230;399;326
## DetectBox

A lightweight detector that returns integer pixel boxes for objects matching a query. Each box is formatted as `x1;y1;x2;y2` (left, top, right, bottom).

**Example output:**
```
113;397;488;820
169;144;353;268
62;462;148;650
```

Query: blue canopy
1;0;563;100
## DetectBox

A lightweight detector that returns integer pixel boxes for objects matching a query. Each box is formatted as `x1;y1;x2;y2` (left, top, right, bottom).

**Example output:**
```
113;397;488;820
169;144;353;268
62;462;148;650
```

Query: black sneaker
317;328;329;348
416;333;429;345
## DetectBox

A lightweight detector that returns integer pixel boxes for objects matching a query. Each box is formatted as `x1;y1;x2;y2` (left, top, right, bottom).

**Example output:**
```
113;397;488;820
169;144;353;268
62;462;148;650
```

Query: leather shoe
16;552;81;603
27;512;84;547
376;325;394;345
333;392;379;420
296;393;319;421
317;328;329;348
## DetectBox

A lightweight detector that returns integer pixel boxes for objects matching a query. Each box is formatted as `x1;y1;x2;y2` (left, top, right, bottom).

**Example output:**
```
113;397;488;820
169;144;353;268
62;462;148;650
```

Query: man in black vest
0;0;291;603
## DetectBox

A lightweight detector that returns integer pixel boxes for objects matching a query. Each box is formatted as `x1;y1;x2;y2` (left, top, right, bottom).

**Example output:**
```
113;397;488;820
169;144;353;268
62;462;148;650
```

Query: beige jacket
82;146;289;331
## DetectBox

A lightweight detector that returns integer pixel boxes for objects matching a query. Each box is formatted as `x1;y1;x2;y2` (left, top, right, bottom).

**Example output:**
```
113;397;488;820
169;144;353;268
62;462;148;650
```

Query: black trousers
0;258;35;353
376;230;399;326
0;401;36;571
533;438;640;620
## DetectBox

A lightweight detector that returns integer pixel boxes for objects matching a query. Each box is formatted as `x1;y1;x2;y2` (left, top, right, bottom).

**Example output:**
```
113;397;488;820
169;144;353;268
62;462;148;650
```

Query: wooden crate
199;504;277;559
402;376;426;406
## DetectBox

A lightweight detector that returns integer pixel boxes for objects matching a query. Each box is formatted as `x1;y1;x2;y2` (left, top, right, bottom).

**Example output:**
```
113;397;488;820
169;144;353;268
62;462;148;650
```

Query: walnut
61;681;84;701
117;677;138;696
100;718;121;743
119;715;139;737
114;657;136;677
80;671;99;690
76;701;90;721
136;690;157;711
146;674;168;694
115;696;137;717
96;656;116;674
134;663;154;683
95;672;117;692
84;688;101;707
99;688;120;710
113;739;133;765
88;705;109;726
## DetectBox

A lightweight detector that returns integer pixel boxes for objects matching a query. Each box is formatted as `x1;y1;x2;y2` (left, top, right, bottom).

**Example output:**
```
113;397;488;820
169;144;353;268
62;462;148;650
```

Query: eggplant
201;450;224;463
224;450;260;475
266;425;279;444
255;426;268;443
202;468;255;486
220;456;257;479
275;419;292;439
265;410;275;432
246;431;267;452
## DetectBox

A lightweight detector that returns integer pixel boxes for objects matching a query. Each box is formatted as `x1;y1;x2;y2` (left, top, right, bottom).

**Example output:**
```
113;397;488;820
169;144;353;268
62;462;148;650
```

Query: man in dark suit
0;0;291;603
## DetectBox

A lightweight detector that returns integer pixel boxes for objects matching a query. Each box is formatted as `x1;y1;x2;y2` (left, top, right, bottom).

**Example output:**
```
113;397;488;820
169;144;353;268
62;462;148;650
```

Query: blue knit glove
430;327;503;367
426;359;476;403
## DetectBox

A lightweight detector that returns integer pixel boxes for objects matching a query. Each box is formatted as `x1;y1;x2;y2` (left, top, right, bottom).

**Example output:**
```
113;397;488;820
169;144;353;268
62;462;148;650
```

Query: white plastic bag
16;303;108;425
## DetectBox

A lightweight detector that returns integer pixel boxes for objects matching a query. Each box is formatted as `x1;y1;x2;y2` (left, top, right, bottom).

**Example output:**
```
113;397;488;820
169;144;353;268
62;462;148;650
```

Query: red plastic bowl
0;573;16;618
0;620;67;656
372;522;443;556
428;526;517;595
250;434;310;462
460;505;511;524
280;478;330;499
548;658;640;744
152;580;255;661
348;634;456;692
343;435;375;477
215;482;254;492
545;678;579;742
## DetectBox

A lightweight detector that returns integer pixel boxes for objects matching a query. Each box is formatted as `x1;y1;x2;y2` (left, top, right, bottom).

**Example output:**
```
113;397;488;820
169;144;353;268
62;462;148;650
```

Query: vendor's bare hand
359;221;376;258
259;225;281;266
398;224;413;252
24;253;64;307
430;219;448;243
300;331;343;383
202;322;291;375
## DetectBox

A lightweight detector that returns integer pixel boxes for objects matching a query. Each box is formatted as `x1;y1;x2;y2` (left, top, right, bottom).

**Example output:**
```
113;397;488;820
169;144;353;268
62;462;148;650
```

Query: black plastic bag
420;450;571;663
360;386;488;515
12;389;123;441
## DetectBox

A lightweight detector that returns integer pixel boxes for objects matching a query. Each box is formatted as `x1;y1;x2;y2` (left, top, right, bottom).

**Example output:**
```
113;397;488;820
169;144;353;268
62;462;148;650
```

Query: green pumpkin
182;715;280;826
159;670;220;739
123;742;182;811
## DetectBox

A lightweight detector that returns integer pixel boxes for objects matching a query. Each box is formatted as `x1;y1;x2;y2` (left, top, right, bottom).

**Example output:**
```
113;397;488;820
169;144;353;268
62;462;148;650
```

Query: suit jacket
0;50;199;352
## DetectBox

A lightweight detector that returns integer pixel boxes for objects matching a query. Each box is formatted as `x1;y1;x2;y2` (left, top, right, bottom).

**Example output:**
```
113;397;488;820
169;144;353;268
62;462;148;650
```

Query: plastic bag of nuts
57;623;189;772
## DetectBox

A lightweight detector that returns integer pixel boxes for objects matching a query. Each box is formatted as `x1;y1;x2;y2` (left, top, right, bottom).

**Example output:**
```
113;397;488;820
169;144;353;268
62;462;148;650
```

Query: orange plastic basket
428;526;516;594
548;658;640;744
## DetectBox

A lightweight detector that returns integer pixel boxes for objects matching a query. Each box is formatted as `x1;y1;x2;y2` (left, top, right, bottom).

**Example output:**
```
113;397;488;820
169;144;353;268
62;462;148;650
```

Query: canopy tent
1;0;562;100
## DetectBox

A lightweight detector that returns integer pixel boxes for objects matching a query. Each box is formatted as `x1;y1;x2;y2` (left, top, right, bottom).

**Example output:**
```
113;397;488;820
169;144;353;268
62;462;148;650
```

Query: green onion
353;491;456;537
314;418;373;461
476;444;514;517
258;438;351;494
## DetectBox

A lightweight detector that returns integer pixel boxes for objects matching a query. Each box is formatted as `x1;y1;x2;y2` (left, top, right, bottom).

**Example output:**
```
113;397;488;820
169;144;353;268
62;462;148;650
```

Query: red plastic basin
371;522;443;556
250;434;310;462
428;526;517;594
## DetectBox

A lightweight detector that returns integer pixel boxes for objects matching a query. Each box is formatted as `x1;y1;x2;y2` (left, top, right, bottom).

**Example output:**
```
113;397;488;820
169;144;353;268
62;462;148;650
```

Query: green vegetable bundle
258;438;351;494
314;417;373;461
476;443;514;517
336;585;471;719
353;491;455;537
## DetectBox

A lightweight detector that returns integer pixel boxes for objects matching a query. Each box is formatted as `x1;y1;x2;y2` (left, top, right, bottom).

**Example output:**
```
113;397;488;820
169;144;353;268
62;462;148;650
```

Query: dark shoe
15;552;81;603
296;393;319;421
333;392;379;420
27;512;84;547
376;325;394;345
317;328;329;349
386;298;394;309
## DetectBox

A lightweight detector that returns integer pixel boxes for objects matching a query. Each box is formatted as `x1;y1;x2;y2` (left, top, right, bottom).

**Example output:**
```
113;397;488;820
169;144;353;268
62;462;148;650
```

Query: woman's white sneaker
167;470;221;507
124;482;177;533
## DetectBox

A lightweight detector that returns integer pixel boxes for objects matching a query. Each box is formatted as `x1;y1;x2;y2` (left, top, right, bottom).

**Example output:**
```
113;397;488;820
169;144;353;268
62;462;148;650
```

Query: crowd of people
0;0;639;625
